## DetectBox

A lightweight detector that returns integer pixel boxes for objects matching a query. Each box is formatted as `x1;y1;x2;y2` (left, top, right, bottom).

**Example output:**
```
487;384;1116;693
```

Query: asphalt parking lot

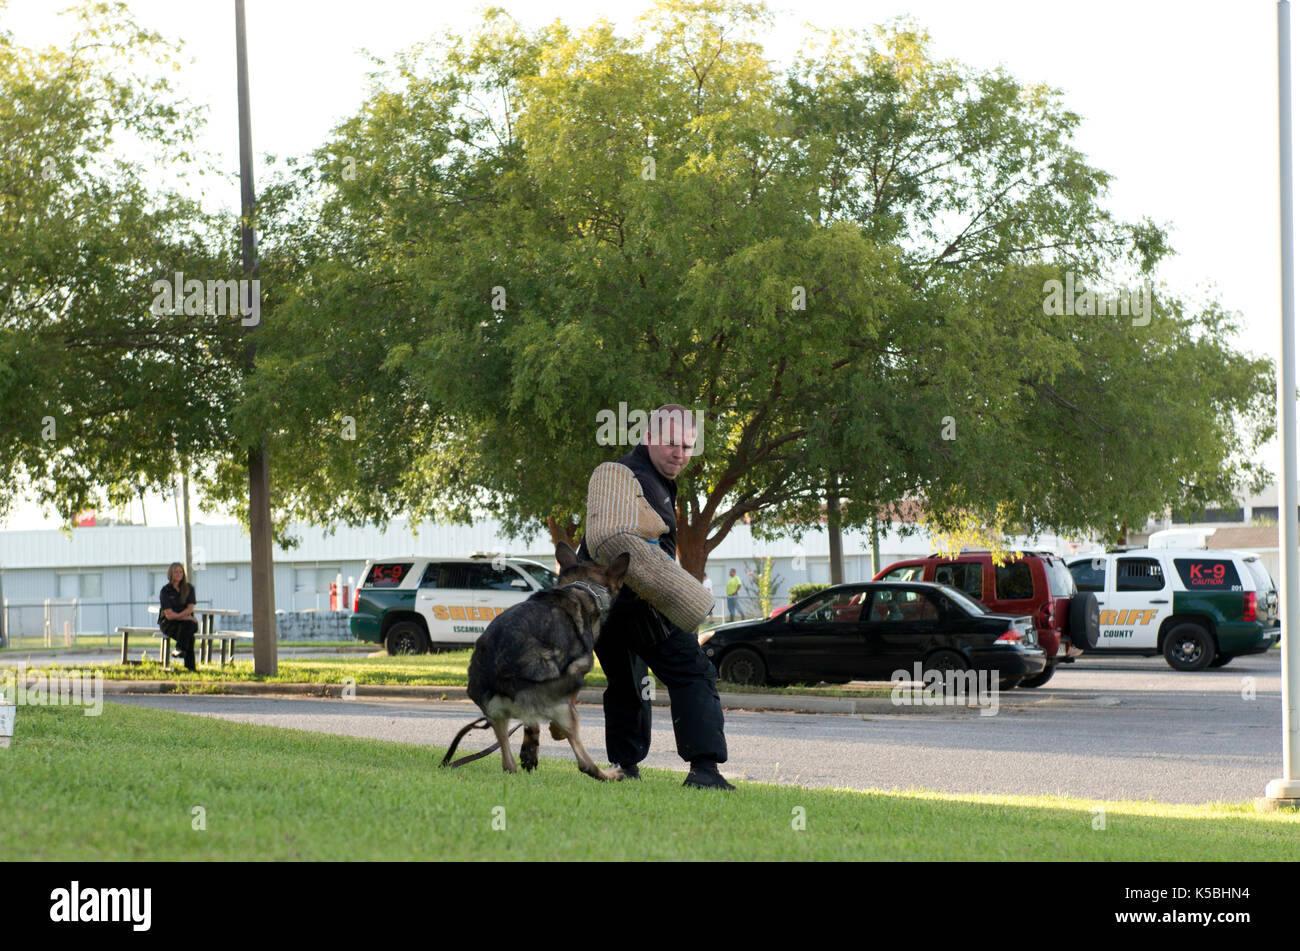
100;650;1288;804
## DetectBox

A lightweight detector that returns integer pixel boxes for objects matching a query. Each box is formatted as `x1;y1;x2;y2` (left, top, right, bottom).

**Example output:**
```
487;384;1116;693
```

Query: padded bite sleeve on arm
584;462;712;632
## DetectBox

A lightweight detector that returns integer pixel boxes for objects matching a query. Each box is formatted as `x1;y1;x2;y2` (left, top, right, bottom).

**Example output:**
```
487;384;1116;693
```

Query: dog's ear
555;541;580;570
606;551;631;586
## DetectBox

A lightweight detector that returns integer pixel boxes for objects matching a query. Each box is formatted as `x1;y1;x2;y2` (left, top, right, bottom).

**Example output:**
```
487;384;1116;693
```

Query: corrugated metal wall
0;517;1108;628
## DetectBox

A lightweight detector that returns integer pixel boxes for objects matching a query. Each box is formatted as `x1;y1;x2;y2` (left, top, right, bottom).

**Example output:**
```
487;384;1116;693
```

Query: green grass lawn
1;704;1295;861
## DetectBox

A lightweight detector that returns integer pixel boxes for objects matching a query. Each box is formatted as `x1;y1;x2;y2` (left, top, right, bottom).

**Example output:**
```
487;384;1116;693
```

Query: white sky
0;0;1292;530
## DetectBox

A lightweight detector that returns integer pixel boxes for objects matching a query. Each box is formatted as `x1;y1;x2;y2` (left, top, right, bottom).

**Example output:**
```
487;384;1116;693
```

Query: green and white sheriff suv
1065;548;1280;670
350;554;558;654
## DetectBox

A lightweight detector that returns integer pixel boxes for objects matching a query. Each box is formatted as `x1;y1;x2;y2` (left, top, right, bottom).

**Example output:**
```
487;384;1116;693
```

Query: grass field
1;704;1295;861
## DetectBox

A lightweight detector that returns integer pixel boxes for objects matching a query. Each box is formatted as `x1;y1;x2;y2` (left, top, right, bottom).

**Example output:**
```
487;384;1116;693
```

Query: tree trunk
181;471;193;587
827;476;843;585
248;444;277;676
676;513;709;580
545;515;580;551
870;515;882;575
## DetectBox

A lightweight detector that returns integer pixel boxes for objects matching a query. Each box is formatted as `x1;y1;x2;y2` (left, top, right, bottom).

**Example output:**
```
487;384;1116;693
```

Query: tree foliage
0;0;243;523
244;0;1271;572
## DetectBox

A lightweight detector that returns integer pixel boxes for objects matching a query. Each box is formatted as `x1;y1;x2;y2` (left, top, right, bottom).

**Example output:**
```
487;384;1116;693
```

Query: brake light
1244;591;1257;622
996;629;1022;643
353;587;361;613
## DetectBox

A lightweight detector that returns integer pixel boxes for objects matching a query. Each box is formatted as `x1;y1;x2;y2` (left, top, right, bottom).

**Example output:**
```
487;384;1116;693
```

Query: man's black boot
614;762;641;780
683;759;735;790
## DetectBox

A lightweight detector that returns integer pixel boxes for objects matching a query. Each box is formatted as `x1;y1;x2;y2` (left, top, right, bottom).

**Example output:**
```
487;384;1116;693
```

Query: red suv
871;551;1098;687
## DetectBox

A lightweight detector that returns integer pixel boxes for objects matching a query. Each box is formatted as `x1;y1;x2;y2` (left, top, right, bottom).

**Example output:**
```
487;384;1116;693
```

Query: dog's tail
440;717;523;768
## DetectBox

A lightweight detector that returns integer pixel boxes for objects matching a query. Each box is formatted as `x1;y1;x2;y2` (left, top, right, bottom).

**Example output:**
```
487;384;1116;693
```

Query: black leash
439;717;524;768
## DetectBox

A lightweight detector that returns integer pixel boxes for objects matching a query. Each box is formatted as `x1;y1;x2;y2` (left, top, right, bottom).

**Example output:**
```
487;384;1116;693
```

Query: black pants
594;599;727;767
164;620;198;671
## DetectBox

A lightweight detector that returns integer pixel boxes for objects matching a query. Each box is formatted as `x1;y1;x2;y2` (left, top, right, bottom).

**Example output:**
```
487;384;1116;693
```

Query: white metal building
0;515;1101;641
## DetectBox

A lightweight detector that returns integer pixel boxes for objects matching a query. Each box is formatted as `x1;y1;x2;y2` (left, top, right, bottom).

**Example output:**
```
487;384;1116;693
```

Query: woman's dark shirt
160;583;196;622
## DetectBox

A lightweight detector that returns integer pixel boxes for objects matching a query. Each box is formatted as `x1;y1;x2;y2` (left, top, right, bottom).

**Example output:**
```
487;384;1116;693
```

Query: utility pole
236;0;277;674
1263;0;1300;810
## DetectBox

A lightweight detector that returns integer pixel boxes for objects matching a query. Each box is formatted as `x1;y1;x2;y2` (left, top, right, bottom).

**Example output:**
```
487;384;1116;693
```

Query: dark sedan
700;581;1047;689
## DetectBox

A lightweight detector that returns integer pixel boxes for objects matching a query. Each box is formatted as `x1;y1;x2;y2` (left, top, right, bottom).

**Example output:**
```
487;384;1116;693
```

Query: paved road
104;652;1287;804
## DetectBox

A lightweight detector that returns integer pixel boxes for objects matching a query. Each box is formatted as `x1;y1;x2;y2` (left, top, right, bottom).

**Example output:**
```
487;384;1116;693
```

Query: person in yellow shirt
725;568;742;622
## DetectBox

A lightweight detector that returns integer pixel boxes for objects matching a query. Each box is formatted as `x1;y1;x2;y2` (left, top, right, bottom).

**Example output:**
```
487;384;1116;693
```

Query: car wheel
1209;653;1234;668
1067;592;1100;649
1019;663;1055;688
718;648;767;687
1163;623;1214;671
921;649;970;689
998;676;1023;690
386;621;428;656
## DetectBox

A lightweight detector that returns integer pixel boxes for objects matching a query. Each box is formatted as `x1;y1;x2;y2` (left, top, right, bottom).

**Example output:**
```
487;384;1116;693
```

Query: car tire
386;621;428;656
998;675;1023;690
1019;663;1055;688
922;649;970;689
1209;653;1234;668
1067;592;1100;649
1163;623;1215;671
718;648;767;687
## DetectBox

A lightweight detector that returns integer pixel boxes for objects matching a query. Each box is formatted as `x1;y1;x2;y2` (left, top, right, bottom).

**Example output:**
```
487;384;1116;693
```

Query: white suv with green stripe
350;554;558;654
1065;548;1280;670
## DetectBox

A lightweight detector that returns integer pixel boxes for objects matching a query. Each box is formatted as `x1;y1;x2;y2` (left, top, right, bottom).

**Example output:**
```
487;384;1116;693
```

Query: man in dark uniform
577;405;734;790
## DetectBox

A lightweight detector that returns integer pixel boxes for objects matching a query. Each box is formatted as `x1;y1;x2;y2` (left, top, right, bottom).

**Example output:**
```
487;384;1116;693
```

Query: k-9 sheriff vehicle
1065;548;1280;670
350;553;558;654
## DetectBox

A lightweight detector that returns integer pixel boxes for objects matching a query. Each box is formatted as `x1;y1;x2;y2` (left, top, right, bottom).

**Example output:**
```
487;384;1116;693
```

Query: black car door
864;586;944;678
777;587;873;680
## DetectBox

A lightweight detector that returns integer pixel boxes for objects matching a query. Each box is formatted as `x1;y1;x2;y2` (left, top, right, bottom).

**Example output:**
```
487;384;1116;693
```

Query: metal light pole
236;0;277;675
1262;0;1300;810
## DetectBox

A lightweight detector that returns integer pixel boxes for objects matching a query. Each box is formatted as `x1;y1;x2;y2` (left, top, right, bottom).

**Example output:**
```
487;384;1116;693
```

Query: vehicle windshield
1046;558;1077;597
937;585;989;615
881;564;924;582
515;562;558;590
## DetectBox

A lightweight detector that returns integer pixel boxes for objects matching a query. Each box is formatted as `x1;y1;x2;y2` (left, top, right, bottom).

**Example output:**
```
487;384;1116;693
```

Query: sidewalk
87;677;1030;715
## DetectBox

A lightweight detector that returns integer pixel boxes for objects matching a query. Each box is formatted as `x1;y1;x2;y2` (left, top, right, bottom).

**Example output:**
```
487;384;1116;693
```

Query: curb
88;679;1003;715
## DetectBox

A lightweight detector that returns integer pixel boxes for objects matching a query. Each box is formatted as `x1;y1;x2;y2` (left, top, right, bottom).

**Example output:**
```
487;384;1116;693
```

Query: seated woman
159;562;198;672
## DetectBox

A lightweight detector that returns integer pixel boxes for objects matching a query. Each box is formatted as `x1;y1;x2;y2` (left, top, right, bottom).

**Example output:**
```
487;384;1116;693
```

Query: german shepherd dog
440;542;630;781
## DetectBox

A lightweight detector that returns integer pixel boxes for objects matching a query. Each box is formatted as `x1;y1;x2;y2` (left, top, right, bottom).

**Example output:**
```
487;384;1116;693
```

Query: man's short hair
646;403;696;445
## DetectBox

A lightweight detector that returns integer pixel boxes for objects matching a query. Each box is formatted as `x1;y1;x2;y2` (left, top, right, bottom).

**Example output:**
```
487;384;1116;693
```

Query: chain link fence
0;599;212;649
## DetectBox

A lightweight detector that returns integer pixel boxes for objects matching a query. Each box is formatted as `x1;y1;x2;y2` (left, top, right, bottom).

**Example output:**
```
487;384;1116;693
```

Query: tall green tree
0;1;248;525
222;0;1272;575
